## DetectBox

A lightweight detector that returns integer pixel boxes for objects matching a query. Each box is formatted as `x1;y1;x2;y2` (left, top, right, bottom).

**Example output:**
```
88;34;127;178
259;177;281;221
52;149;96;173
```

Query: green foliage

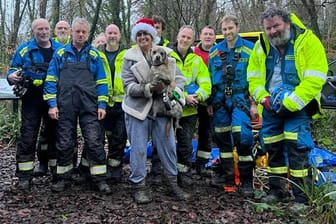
285;168;336;223
0;103;20;147
307;169;336;223
246;200;285;216
312;110;336;152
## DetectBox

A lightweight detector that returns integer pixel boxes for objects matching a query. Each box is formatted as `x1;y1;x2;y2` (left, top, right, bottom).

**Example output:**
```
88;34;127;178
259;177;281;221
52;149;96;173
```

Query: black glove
13;84;27;97
275;103;290;117
150;80;165;94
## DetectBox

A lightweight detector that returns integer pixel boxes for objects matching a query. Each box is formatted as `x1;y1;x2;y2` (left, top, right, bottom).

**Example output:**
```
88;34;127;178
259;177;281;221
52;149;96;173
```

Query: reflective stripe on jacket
170;50;211;117
44;42;108;109
7;38;62;83
247;13;328;118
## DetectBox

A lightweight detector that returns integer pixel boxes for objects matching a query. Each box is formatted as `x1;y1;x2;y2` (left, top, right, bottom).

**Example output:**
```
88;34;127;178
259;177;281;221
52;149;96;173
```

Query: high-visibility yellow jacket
170;48;211;117
247;13;328;119
107;49;127;107
97;51;112;105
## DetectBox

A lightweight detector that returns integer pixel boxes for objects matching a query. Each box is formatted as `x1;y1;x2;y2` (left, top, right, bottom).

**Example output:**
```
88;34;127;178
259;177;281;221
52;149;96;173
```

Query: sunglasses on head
136;31;149;37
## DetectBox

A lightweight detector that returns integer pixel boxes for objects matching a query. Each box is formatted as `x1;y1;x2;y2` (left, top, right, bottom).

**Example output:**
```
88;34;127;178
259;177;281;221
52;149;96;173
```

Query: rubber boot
107;165;123;183
262;175;291;203
17;178;32;190
132;181;152;204
51;179;71;192
291;176;310;204
96;180;112;195
240;180;254;197
33;163;49;177
166;175;191;201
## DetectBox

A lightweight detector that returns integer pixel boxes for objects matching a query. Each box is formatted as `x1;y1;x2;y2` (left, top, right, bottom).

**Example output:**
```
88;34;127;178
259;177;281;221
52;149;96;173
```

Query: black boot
166;175;191;201
72;165;90;185
96;180;112;195
132;181;152;204
240;180;254;197
261;177;292;203
195;159;212;177
17;178;32;190
51;179;71;192
177;171;194;187
210;161;225;188
33;163;49;177
107;166;123;183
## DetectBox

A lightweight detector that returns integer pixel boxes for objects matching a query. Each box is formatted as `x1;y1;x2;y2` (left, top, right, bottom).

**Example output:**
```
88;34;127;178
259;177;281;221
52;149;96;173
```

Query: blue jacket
43;42;108;109
208;35;254;104
7;38;63;85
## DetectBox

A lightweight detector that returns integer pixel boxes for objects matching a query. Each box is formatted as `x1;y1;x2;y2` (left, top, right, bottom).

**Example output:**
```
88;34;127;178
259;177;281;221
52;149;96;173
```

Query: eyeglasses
136;31;149;37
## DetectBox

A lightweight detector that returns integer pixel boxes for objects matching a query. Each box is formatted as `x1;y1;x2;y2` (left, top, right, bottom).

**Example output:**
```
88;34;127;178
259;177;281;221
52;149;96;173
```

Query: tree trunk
88;0;102;43
50;0;61;30
301;0;322;39
10;0;28;46
39;0;47;18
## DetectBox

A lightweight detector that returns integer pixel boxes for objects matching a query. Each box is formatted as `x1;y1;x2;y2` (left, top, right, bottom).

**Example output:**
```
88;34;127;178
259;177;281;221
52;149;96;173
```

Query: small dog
149;46;182;133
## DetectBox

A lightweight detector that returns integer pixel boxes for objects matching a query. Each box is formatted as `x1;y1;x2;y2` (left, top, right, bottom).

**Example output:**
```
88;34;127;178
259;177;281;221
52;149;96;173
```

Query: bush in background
312;110;336;153
0;102;20;148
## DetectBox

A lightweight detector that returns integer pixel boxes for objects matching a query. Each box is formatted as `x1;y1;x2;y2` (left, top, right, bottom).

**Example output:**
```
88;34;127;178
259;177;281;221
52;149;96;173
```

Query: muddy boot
51;179;71;192
107;166;123;183
96;180;112;195
132;181;152;204
240;180;254;197
262;177;291;203
72;165;90;185
17;178;32;190
177;170;194;187
195;159;212;178
166;175;191;201
291;176;310;204
210;172;226;188
33;163;49;177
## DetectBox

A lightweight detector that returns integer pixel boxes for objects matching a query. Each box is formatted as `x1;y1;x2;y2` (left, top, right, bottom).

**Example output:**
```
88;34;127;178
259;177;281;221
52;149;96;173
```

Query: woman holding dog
121;18;190;204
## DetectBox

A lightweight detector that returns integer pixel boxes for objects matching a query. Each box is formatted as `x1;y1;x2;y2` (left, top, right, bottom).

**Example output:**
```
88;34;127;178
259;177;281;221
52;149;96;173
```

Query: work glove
13;84;27;97
275;103;291;117
261;96;272;111
150;80;165;94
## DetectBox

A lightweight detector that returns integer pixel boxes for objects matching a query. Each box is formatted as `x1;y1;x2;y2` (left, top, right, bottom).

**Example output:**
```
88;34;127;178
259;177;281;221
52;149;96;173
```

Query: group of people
6;7;328;209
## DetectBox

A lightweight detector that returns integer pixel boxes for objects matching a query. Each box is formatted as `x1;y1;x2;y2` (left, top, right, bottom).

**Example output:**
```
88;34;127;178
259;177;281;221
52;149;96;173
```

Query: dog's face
151;46;168;66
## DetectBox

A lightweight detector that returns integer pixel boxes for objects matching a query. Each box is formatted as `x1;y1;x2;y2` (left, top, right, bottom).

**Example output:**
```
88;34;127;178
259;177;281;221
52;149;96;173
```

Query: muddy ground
0;145;306;224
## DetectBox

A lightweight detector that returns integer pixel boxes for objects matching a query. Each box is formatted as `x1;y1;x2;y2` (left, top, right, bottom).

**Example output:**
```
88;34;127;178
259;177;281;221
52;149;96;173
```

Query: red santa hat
131;18;160;43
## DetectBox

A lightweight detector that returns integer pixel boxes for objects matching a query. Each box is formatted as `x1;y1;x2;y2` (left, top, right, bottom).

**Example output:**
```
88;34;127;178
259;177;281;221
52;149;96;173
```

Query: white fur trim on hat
131;23;160;44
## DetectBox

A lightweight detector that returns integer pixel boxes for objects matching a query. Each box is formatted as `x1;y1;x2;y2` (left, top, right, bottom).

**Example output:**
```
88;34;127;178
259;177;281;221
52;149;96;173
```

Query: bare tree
88;0;103;43
10;0;28;45
300;0;322;39
50;0;61;29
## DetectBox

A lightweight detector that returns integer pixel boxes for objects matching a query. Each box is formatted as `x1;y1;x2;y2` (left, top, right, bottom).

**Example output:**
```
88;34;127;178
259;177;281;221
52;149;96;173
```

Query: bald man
54;20;71;45
6;18;63;190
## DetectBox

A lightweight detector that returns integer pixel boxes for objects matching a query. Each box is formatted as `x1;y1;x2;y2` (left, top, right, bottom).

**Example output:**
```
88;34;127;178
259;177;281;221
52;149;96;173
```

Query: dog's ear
163;50;168;65
149;47;154;62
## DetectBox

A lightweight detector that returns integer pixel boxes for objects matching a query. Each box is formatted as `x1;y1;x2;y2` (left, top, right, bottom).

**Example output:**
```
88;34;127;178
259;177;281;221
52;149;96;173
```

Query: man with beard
247;8;328;207
53;20;71;45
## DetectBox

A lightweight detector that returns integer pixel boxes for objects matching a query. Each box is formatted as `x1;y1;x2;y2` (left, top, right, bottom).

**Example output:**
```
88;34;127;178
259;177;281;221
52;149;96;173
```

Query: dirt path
0;146;298;224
